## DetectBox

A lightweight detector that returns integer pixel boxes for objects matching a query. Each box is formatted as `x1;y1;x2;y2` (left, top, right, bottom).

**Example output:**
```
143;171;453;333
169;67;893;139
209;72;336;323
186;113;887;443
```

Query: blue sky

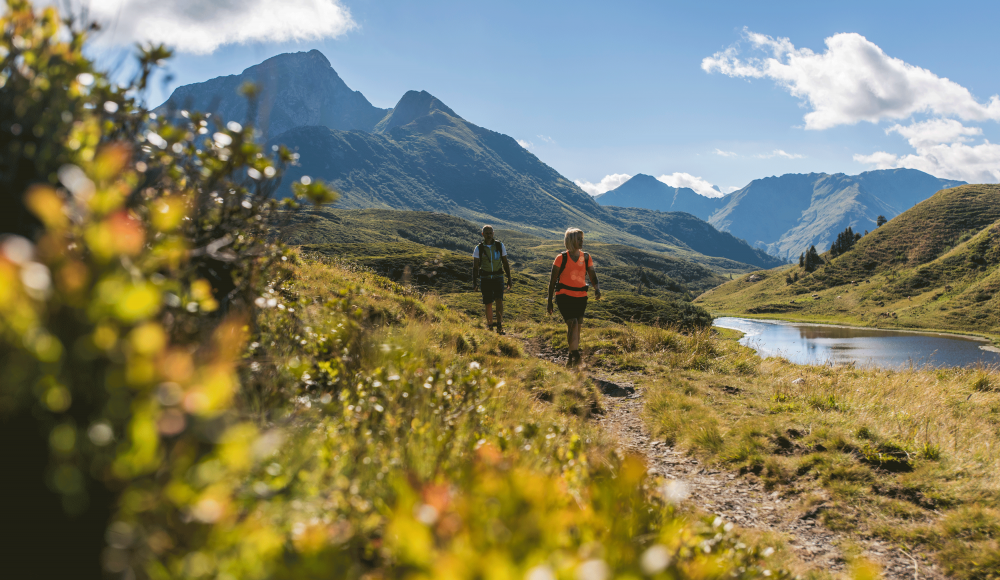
85;0;1000;196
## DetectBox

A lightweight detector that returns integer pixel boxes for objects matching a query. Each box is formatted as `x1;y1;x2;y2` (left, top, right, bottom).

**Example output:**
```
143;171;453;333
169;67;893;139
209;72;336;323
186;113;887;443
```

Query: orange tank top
554;251;593;297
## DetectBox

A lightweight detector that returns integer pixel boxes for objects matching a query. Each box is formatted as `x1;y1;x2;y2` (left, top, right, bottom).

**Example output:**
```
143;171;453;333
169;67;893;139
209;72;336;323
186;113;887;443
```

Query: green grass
509;301;1000;576
235;254;795;579
571;327;1000;579
284;209;720;328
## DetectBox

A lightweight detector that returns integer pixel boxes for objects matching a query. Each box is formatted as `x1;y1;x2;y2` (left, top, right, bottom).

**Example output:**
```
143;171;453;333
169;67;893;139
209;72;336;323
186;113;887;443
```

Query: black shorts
555;294;588;322
480;277;505;304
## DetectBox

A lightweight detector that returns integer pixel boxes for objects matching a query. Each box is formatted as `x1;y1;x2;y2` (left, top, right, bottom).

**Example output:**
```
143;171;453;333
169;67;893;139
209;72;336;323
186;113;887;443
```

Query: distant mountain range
596;170;965;260
158;51;782;272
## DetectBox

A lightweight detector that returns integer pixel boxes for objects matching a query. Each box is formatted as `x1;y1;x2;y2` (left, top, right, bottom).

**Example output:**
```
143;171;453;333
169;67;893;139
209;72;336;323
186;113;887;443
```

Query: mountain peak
374;90;460;133
242;50;334;76
157;50;388;140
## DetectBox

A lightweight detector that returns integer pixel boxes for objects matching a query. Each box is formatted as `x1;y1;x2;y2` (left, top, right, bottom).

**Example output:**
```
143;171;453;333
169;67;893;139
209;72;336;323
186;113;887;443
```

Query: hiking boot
567;350;581;367
486;321;495;331
496;323;505;335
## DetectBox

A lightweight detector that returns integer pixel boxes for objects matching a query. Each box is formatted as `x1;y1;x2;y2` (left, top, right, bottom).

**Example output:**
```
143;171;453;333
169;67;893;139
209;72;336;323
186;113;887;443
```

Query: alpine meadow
2;2;1000;580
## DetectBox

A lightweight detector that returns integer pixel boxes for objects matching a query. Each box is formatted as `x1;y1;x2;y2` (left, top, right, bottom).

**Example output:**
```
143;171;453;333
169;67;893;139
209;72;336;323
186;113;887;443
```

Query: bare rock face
156;50;389;139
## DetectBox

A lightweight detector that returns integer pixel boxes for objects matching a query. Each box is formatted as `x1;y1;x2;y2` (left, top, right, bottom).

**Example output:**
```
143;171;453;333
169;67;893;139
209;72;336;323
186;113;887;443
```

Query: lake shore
708;311;1000;347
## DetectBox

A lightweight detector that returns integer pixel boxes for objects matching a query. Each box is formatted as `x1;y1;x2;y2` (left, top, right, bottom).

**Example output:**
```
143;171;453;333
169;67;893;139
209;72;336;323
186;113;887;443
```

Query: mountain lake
714;317;1000;370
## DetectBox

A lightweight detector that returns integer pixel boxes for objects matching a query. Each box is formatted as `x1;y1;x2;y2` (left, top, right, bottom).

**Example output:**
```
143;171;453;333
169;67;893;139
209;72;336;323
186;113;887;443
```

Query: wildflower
576;559;609;580
525;565;555;580
658;479;691;505
469;361;481;370
640;545;671;575
414;504;438;525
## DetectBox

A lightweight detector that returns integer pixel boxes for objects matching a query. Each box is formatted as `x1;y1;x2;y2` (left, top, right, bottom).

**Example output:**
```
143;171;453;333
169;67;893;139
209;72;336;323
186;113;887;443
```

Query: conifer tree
804;245;822;272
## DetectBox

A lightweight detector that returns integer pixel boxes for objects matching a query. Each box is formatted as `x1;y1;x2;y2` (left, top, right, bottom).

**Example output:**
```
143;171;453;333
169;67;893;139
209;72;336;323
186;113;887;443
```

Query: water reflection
714;317;1000;370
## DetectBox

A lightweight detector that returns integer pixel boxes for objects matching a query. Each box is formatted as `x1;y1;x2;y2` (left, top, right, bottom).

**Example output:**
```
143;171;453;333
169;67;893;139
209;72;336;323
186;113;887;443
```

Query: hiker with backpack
472;225;512;335
547;228;601;367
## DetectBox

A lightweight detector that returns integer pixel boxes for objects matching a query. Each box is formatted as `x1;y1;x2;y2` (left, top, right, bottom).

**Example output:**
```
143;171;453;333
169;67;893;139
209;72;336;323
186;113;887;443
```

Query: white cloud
854;119;1000;183
703;28;1000;130
517;139;533;149
656;172;727;198
536;135;556;144
754;149;805;159
66;0;357;54
713;148;737;157
886;118;982;148
574;173;632;196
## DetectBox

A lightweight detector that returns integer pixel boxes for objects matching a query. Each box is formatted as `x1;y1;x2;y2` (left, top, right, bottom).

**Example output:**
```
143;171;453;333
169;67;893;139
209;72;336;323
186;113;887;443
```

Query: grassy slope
279;250;1000;579
602;206;786;269
696;184;1000;341
518;296;1000;579
246;254;793;579
282;208;722;326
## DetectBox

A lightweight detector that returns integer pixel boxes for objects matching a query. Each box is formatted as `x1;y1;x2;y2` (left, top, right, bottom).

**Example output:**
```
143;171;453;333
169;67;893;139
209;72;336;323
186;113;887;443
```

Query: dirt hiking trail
523;337;946;580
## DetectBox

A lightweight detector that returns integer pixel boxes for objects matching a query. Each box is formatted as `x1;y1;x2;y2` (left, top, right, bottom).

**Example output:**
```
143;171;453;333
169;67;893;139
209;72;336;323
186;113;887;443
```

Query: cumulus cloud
656;173;729;198
755;149;805;159
517;139;533;149
64;0;357;54
574;173;632;196
886;118;982;148
703;28;1000;130
714;149;738;157
854;119;1000;182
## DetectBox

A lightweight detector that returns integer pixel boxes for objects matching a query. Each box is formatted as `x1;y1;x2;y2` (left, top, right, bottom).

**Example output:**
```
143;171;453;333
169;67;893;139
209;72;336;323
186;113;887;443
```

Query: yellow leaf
130;322;166;355
150;196;186;232
114;283;161;323
24;185;67;229
92;143;130;182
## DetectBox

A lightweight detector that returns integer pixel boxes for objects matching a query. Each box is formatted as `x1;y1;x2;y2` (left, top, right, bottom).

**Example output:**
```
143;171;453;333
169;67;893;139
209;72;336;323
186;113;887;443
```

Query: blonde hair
564;228;584;251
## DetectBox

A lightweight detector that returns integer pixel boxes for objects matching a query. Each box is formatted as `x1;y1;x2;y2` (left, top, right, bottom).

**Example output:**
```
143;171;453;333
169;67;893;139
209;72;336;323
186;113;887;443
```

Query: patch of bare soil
522;336;944;579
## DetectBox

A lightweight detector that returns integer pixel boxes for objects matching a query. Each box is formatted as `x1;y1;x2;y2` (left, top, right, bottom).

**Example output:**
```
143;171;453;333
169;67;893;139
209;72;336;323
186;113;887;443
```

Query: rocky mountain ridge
596;170;965;260
157;51;785;271
156;50;388;139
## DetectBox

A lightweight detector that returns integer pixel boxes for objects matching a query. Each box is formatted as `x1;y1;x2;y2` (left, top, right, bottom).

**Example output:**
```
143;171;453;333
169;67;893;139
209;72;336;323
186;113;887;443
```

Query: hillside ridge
696;183;1000;338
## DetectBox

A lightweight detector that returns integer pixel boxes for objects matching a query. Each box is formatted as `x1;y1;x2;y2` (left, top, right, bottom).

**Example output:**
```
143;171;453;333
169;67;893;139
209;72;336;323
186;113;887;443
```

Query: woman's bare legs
566;319;581;351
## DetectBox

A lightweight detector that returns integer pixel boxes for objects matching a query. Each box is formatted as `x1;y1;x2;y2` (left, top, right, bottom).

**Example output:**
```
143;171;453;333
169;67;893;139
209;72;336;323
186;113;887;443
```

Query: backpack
555;250;590;292
477;240;505;276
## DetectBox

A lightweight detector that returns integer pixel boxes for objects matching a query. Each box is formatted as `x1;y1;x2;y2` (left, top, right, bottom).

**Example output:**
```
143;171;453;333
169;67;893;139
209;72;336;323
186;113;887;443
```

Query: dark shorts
555;294;588;322
480;277;505;304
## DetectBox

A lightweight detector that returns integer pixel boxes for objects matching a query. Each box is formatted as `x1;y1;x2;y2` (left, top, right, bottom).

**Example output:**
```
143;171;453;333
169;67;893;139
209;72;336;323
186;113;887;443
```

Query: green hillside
282;208;719;327
696;184;1000;339
603;206;784;269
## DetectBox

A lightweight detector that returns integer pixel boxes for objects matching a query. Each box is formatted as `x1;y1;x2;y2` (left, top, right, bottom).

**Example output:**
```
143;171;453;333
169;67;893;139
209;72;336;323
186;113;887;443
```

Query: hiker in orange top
547;228;601;367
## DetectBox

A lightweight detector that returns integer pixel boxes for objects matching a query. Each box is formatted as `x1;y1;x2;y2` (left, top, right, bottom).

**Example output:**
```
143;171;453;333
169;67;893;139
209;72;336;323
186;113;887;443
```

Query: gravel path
525;338;944;579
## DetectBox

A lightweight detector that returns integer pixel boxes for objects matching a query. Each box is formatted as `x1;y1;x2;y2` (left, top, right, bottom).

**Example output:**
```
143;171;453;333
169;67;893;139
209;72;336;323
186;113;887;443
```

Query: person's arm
473;257;481;290
501;255;512;290
587;260;601;300
547;263;559;315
